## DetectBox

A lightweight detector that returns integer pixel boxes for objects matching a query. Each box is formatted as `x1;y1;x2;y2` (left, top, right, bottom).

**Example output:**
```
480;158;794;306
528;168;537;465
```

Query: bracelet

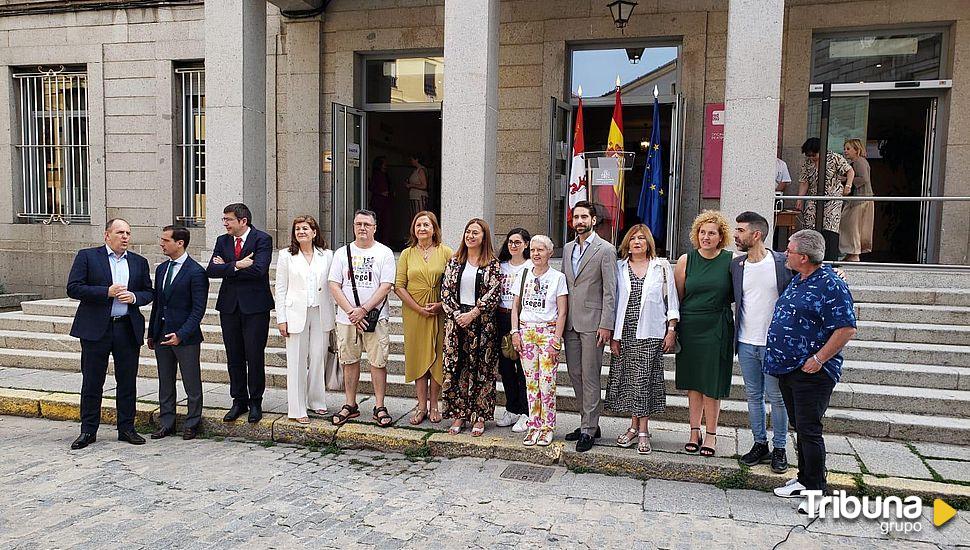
812;354;824;367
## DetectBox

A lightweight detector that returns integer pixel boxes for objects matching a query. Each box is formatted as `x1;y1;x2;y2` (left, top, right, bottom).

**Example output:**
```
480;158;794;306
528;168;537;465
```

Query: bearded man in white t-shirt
328;209;396;428
731;211;793;475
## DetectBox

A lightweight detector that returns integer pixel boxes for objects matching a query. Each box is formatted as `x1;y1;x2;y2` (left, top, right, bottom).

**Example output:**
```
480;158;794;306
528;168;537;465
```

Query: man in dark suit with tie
66;218;154;450
148;225;209;440
206;203;274;423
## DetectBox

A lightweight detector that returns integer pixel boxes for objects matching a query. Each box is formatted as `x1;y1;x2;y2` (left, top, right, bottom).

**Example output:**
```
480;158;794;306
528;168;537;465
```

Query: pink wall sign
702;103;725;199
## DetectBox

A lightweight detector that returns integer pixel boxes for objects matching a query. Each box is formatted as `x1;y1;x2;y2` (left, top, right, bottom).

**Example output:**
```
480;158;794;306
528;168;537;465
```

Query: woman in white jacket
275;215;336;423
605;224;679;454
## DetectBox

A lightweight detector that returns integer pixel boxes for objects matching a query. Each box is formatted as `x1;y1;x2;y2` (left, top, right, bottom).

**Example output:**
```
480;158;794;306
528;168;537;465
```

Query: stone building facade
1;0;968;297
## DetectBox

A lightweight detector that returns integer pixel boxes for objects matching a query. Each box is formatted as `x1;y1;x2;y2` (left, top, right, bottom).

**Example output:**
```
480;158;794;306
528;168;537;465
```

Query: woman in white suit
276;215;336;423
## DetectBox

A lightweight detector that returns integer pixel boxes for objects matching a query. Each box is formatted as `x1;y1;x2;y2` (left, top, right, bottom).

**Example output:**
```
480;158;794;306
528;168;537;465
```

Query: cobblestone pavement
1;416;967;549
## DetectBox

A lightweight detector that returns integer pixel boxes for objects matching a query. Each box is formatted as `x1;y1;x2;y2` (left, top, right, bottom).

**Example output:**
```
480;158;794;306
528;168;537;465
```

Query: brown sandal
373;406;393;428
409;408;428;425
428;408;442;424
331;403;359;426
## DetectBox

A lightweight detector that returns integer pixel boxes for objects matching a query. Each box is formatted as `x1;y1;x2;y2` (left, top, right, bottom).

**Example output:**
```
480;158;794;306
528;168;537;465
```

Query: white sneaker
495;410;517;427
774;480;807;498
511;415;529;433
797;497;821;516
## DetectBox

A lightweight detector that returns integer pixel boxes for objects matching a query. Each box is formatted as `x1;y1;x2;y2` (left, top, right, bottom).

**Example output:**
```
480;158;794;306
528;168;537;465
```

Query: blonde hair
689;210;731;250
844;138;866;158
618;224;656;259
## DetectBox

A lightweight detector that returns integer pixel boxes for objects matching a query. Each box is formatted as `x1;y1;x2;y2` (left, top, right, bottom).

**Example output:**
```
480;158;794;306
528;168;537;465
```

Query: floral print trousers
519;323;559;431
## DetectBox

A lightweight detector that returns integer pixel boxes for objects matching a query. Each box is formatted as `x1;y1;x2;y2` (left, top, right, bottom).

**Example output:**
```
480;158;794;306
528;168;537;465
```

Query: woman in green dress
674;210;734;457
395;211;453;425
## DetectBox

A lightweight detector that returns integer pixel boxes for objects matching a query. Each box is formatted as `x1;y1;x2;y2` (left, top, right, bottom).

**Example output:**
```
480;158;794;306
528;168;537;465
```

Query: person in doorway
206;203;275;424
369;156;392;244
767;229;856;515
275;215;335;424
440;218;502;437
494;228;533;433
731;212;791;473
395;211;453;425
775;157;792;193
562;200;617;452
606;224;678;455
795;137;854;261
839;138;874;262
328;209;396;427
406;155;430;221
674;210;734;458
148;225;208;440
67;219;153;450
511;235;568;447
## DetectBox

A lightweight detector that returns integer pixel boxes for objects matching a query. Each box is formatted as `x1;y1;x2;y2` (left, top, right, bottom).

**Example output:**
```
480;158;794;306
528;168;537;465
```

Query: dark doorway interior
865;97;929;263
577;103;674;255
367;111;442;251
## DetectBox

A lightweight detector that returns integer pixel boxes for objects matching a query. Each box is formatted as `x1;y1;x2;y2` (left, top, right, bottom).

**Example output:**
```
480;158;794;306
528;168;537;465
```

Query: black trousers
822;230;840;261
495;310;528;415
79;320;139;433
778;367;836;492
155;343;203;429
220;310;270;406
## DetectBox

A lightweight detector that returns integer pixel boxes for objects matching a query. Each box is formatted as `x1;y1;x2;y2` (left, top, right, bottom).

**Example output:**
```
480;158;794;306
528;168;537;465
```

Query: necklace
417;242;435;261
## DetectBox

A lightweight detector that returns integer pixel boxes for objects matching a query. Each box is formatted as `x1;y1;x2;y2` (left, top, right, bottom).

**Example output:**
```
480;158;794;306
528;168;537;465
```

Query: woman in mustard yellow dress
395;211;453;425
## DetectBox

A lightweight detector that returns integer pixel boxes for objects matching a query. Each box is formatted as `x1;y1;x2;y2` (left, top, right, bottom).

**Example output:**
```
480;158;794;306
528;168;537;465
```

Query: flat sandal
617;427;638;448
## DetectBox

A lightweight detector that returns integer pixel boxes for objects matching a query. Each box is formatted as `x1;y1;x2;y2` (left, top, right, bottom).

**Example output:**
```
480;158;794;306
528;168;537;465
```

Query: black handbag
347;245;384;333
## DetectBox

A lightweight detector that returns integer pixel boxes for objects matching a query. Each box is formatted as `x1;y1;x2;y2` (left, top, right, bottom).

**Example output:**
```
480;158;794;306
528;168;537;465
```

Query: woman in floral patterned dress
440;218;502;437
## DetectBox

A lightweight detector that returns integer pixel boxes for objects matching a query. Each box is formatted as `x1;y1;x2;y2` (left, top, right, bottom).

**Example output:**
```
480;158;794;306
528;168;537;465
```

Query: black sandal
331;403;359;426
699;431;717;457
373;406;393;428
684;427;701;453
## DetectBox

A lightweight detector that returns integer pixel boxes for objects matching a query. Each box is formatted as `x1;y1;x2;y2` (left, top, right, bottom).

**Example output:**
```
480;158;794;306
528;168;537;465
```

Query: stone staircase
1;264;969;444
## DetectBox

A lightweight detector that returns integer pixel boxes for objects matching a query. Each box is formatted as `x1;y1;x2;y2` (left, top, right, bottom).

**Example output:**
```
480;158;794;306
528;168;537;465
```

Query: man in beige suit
562;201;617;452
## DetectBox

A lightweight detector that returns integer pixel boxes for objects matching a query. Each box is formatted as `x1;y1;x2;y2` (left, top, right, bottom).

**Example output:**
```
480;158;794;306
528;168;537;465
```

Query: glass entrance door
666;93;687;259
547;97;571;253
331;103;366;248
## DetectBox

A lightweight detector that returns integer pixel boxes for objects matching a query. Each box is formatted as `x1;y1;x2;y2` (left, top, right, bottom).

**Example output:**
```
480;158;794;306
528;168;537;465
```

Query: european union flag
637;96;665;241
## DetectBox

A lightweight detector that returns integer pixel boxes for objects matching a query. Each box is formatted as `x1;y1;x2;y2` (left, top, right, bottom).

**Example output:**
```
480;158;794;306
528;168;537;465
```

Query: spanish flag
600;80;624;238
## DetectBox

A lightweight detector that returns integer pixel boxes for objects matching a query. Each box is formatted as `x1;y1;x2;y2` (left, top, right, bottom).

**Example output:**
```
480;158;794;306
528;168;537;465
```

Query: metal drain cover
499;464;555;483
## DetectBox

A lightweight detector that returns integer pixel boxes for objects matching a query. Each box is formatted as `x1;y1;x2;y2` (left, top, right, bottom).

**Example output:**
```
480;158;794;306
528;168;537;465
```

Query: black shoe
223;403;249;422
182;427;198;440
71;432;96;450
118;431;146;445
150;426;175;440
565;426;601;442
575;434;595;452
248;403;263;424
740;442;770;466
771;448;789;474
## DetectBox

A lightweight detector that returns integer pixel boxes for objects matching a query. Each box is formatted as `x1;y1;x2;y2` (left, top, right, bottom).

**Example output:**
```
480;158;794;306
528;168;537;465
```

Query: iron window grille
175;65;206;226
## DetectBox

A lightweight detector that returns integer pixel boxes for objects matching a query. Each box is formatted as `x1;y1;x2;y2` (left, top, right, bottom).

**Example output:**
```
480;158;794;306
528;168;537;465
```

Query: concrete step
851;286;970;307
854;302;970;325
839;267;970;289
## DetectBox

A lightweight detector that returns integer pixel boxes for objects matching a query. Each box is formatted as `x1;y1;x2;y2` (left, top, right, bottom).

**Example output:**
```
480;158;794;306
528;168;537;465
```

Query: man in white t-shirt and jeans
328;209;396;427
731;211;793;474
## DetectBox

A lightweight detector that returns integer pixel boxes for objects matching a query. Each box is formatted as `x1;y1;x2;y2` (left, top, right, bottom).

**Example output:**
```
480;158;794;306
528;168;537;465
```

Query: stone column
204;0;267;247
440;0;499;246
279;17;324;238
719;0;784;242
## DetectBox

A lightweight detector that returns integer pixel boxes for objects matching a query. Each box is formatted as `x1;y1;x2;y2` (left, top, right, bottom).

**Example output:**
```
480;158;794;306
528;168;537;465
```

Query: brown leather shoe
150;426;174;439
182;427;198;440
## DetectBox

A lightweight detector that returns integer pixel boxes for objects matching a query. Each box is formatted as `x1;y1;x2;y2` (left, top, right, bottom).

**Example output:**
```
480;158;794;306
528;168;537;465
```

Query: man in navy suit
206;203;274;423
66;218;153;450
148;225;209;440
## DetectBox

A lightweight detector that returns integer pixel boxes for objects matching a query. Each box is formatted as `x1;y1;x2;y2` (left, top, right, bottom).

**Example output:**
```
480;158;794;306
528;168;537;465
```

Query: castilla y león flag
600;84;625;236
567;96;587;226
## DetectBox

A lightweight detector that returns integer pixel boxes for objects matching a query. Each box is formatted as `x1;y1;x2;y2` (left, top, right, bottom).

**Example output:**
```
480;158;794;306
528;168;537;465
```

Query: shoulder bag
500;270;529;360
347;246;384;333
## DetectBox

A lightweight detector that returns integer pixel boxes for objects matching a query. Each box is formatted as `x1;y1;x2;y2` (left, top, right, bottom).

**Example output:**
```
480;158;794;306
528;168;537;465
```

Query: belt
497;307;512;314
111;315;129;322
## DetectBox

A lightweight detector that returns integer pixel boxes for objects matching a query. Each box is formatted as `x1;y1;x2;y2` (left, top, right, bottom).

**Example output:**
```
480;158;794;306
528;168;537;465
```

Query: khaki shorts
335;320;389;369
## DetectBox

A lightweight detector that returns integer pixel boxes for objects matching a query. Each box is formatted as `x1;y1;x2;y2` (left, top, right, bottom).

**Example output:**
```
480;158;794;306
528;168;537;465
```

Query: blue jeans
737;343;788;449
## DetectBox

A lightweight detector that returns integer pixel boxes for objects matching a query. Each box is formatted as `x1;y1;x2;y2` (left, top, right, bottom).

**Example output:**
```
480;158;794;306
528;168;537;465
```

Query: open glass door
331;103;366;248
919;97;938;263
548;98;572;254
666;93;687;259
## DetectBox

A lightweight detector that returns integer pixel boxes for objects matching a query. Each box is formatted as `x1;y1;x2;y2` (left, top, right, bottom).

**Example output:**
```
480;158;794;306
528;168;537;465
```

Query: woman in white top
511;235;568;447
494;228;533;433
605;224;679;454
275;215;336;423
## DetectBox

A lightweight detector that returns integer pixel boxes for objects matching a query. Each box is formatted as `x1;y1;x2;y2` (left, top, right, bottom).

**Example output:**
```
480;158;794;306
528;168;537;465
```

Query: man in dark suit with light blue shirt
66;218;153;450
148;225;209;440
206;203;275;423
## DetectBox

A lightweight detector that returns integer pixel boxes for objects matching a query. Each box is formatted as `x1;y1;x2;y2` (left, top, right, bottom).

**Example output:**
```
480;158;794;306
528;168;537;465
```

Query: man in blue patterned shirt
764;230;857;515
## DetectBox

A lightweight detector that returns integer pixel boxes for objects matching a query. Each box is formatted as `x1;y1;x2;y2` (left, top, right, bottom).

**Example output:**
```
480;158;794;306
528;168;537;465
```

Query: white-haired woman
511;235;568;447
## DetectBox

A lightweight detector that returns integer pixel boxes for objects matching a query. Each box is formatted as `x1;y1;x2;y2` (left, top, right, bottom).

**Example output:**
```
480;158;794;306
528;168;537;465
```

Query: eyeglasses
508;240;525;247
221;217;237;223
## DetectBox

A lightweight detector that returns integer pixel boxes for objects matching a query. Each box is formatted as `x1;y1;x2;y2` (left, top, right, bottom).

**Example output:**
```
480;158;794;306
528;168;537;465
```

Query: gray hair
530;234;554;252
789;229;825;264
